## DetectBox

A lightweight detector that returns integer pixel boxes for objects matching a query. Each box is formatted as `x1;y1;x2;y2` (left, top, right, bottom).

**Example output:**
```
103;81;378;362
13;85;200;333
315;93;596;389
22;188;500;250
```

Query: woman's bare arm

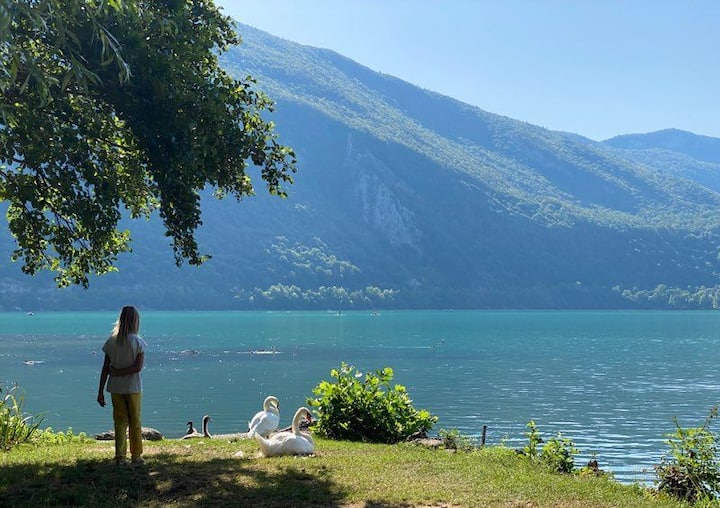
97;354;111;407
109;352;145;377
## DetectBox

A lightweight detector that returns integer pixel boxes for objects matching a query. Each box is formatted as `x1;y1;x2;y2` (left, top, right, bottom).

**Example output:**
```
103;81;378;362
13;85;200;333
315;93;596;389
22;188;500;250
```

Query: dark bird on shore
180;415;211;439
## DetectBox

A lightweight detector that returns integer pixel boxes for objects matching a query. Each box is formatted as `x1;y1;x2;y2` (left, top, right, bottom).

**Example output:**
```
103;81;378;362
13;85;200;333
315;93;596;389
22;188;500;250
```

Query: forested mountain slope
605;128;720;164
2;24;720;310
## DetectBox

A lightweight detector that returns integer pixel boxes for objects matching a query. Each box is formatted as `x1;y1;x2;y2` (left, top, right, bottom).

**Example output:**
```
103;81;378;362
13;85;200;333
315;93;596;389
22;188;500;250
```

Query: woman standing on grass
96;305;147;466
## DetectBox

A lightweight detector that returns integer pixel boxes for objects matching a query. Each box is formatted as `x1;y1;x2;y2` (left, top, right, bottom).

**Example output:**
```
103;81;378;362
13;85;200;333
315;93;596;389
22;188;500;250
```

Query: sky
215;1;719;142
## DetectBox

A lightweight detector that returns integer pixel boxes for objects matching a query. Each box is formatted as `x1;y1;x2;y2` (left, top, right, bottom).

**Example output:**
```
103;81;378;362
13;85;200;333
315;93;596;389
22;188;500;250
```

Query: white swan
255;407;314;457
180;415;211;439
248;396;280;438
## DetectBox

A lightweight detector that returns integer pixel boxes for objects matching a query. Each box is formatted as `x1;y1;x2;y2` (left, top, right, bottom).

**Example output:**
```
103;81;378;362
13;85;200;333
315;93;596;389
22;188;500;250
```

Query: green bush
308;362;438;443
540;434;578;473
439;428;477;451
35;427;91;445
0;384;44;451
523;420;543;459
655;406;720;502
521;420;578;473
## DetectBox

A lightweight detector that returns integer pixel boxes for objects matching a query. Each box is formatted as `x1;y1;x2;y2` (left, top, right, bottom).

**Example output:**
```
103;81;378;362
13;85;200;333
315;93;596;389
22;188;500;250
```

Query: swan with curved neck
180;415;211;439
255;407;314;457
248;396;280;438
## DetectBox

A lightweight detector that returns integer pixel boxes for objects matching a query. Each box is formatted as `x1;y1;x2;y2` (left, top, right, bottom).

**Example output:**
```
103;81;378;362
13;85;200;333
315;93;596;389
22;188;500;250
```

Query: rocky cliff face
345;138;421;250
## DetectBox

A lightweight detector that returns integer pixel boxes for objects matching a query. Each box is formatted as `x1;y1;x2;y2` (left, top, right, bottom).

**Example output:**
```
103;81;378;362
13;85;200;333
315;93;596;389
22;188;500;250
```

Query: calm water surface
1;310;719;484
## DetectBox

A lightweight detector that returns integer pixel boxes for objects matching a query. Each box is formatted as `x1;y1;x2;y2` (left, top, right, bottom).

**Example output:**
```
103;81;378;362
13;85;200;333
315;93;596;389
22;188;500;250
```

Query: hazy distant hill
2;24;720;311
602;129;720;194
605;128;720;164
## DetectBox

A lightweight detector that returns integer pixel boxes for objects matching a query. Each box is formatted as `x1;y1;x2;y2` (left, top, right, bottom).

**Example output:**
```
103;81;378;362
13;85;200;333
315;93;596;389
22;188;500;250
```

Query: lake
1;310;718;484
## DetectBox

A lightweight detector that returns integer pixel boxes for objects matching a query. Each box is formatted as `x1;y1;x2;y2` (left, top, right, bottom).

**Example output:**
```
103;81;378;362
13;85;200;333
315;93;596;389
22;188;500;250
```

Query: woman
96;305;147;466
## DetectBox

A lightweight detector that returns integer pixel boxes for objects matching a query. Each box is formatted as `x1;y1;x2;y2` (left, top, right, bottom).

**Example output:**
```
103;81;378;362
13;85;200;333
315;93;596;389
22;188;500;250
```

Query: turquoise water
1;310;719;484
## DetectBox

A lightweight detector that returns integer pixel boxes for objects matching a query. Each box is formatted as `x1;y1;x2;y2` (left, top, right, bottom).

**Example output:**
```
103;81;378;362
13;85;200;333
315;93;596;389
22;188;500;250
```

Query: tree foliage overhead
0;0;296;287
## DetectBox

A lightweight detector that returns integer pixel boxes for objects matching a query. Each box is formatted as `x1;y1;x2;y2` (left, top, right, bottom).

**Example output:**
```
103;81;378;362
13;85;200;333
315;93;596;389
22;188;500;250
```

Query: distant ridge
604;128;720;164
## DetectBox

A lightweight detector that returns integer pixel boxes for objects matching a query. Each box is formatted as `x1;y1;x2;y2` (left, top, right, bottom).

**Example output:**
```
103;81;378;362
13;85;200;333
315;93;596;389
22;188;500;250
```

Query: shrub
439;428;476;451
308;362;438;443
655;406;720;502
540;434;578;473
523;420;543;459
521;420;578;473
0;384;44;451
35;427;91;445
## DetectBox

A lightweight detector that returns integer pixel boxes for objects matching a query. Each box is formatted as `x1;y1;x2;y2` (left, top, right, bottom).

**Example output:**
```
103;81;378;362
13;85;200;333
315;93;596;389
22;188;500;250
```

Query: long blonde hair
112;306;140;344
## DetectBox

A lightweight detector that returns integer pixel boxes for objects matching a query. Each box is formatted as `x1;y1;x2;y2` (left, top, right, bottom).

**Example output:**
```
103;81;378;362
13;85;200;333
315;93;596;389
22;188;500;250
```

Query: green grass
0;437;693;507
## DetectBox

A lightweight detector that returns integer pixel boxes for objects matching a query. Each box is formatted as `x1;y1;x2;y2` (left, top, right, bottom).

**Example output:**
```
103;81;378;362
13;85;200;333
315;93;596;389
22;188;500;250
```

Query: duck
248;396;280;438
180;415;211;439
255;407;314;457
185;421;197;435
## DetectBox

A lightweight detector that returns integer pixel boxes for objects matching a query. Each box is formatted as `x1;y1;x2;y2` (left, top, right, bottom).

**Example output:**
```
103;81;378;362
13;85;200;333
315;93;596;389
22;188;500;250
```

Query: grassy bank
0;436;687;507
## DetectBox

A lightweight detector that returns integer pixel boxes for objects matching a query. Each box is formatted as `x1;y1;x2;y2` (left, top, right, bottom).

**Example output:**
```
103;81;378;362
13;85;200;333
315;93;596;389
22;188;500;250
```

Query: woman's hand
97;392;106;407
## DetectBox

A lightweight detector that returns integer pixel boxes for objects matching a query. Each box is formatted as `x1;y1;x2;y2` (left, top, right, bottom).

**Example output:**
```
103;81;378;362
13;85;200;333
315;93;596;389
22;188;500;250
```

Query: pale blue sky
216;1;719;141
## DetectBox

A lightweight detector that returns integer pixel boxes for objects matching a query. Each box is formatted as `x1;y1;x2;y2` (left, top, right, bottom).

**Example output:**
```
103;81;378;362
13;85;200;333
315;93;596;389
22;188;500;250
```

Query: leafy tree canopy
0;0;296;287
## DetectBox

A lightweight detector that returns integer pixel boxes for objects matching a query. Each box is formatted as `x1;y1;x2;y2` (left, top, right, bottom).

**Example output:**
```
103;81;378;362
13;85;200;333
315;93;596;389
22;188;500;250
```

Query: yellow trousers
110;392;143;460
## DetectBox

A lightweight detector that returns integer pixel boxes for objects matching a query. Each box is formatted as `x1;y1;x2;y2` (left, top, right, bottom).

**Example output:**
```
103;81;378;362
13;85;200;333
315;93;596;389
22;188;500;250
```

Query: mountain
602;129;720;194
604;128;720;164
3;24;720;311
